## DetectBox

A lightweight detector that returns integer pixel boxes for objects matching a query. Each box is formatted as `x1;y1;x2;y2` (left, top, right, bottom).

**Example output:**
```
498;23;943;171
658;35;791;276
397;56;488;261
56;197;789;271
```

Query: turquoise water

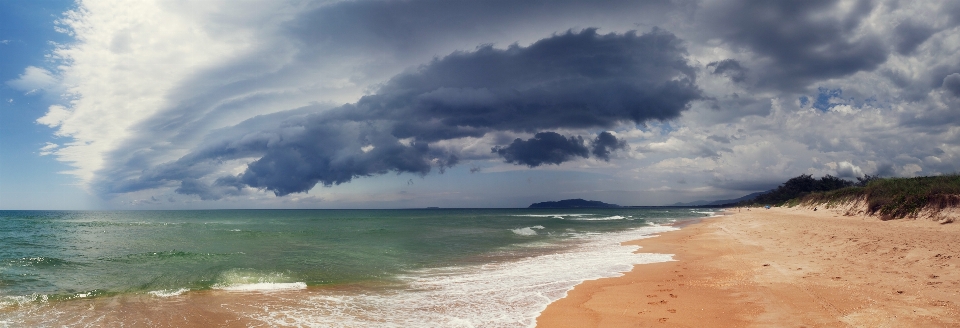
0;208;714;326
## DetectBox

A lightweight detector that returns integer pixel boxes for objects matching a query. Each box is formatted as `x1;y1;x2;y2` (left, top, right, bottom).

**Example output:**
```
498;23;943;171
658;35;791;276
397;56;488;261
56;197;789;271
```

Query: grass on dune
801;174;960;220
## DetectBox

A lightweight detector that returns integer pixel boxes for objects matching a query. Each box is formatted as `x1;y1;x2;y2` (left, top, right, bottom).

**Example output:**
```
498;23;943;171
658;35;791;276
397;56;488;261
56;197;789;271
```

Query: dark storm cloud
943;73;960;97
707;135;731;144
103;29;701;198
892;20;938;55
287;0;681;57
701;0;888;90
175;178;244;201
358;28;700;134
706;59;747;83
493;132;589;167
874;163;896;177
591;131;628;161
490;130;628;166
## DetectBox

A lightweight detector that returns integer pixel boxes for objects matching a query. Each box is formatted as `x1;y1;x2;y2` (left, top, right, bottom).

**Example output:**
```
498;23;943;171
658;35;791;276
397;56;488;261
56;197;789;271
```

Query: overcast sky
2;0;960;210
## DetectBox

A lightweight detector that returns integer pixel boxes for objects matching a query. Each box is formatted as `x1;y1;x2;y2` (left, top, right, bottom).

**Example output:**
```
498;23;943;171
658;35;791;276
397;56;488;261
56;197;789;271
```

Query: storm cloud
104;28;700;198
706;59;747;83
701;0;888;90
591;131;628;161
32;0;960;208
493;132;589;167
943;73;960;97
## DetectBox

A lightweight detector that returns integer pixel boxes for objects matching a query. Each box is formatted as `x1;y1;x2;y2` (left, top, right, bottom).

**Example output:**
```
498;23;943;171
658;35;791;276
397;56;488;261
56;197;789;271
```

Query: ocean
0;208;715;327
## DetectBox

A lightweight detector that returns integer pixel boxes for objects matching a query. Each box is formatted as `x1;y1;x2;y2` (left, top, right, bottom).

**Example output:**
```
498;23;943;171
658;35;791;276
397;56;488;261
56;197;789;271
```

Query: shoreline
536;207;960;327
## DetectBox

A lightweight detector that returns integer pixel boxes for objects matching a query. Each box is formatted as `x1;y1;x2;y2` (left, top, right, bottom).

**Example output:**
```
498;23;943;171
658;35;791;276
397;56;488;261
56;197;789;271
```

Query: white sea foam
510;227;539;235
211;269;306;292
215;282;307;292
247;225;678;327
511;214;593;220
565;215;628;221
0;294;48;309
512;214;635;221
147;288;190;297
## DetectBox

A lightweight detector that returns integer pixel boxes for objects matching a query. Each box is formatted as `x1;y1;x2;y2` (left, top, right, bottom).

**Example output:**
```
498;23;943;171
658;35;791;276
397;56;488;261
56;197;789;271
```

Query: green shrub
800;174;960;220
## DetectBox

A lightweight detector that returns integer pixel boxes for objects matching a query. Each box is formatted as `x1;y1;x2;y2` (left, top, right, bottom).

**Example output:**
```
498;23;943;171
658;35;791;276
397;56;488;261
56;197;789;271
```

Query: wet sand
537;207;960;327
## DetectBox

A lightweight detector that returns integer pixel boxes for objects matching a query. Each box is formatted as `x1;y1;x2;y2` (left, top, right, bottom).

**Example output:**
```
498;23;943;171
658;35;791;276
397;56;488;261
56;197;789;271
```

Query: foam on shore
215;282;307;292
247;225;678;327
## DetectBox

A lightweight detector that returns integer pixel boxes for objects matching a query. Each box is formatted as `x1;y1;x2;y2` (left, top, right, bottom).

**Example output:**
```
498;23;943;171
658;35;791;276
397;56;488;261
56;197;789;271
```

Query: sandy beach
537;207;960;327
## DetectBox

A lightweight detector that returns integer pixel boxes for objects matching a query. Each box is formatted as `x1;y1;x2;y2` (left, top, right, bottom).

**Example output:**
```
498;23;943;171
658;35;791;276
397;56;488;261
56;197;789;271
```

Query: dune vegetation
741;174;960;221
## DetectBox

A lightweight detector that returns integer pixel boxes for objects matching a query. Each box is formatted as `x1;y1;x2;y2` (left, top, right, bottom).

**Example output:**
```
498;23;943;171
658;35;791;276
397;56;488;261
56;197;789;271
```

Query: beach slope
537;208;960;327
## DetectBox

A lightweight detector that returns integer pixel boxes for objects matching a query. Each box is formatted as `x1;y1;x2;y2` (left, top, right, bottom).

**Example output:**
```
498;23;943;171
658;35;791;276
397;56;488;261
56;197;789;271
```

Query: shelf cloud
102;29;699;198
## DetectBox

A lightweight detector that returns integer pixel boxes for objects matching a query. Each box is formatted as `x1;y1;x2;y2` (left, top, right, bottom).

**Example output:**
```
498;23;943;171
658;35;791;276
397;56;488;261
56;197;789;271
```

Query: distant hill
744;174;856;206
670;191;770;207
528;199;621;208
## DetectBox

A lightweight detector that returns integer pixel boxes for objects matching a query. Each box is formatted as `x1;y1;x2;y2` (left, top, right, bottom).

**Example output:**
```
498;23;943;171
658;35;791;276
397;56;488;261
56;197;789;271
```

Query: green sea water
0;208;715;326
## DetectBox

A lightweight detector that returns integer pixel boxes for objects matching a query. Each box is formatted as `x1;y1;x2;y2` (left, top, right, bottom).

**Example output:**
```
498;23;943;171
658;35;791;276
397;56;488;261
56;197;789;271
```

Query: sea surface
0;208;715;327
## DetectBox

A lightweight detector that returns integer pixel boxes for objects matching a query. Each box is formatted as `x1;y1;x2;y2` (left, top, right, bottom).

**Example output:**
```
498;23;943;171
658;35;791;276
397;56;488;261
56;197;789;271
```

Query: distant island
528;199;621;208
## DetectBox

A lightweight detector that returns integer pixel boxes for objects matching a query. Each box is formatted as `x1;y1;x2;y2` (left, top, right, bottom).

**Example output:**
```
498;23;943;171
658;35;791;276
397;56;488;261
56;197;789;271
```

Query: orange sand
537;207;960;327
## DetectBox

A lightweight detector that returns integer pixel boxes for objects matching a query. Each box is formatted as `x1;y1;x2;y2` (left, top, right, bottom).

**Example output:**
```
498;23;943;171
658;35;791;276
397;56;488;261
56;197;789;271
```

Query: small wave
510;225;544;235
214;282;307;292
566;215;628;221
212;269;304;292
515;215;634;221
510;227;539;236
102;251;229;263
0;294;49;309
7;257;74;267
512;214;592;218
148;288;190;297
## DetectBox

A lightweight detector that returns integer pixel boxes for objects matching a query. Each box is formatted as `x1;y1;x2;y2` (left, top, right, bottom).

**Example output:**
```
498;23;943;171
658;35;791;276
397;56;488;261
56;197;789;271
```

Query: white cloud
38;142;60;156
6;66;58;94
43;0;299;184
36;105;71;128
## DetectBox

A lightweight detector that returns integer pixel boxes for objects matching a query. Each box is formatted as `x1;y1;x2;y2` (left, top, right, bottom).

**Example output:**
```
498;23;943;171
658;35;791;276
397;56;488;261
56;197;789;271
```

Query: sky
2;0;960;210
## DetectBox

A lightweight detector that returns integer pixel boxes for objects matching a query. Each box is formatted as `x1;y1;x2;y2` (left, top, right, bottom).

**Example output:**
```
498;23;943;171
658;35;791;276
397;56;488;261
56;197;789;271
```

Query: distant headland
528;199;621;208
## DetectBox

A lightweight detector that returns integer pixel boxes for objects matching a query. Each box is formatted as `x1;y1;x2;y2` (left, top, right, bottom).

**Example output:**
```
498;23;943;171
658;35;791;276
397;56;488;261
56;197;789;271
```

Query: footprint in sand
658;318;669;323
669;294;678;298
667;309;677;313
646;294;658;298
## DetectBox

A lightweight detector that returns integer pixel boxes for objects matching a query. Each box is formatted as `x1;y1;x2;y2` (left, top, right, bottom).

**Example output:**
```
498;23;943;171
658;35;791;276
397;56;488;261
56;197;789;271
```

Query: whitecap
510;227;538;236
214;282;306;292
148;288;190;297
567;215;627;221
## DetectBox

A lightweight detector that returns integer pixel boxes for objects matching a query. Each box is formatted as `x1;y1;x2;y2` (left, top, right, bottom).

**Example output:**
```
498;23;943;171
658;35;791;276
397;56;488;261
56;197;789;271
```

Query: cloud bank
105;29;696;198
27;0;960;207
